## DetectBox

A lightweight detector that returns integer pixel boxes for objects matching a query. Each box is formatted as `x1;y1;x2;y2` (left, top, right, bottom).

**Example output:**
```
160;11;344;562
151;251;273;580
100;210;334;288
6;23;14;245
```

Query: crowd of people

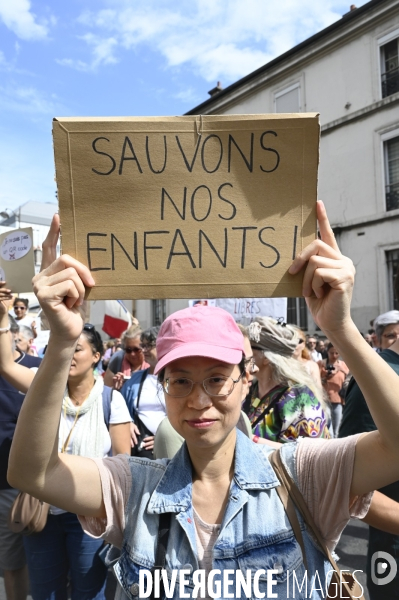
0;203;399;599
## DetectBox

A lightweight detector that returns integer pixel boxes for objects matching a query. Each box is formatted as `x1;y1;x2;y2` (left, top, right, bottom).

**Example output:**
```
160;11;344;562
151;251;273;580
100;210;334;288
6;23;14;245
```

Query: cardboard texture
53;114;319;300
0;227;35;293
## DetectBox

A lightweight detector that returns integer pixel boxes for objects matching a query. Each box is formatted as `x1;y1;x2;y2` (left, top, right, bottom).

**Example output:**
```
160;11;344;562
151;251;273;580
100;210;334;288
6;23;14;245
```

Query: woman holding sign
8;202;399;598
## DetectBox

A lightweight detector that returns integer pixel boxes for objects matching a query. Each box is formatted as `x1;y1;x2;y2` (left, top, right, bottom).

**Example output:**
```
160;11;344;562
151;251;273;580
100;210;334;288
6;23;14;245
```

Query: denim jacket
113;430;333;600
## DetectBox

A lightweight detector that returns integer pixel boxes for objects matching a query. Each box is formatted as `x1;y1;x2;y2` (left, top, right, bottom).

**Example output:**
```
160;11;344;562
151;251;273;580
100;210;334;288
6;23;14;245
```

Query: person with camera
320;343;349;437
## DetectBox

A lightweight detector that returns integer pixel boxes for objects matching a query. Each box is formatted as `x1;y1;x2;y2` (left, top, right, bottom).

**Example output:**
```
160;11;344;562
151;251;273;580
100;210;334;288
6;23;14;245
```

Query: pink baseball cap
154;305;245;374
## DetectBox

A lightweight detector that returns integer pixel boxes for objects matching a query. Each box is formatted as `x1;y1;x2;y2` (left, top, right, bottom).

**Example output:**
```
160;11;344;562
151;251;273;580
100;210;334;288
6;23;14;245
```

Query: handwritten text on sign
54;115;319;299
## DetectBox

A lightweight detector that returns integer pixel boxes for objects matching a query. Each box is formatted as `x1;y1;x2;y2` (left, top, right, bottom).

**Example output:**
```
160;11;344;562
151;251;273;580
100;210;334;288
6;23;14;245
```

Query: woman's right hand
33;255;95;342
0;282;12;316
112;372;125;390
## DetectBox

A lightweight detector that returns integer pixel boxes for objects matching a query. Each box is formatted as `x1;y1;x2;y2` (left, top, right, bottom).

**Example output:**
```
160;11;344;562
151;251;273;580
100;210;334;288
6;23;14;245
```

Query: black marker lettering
111;233;138;270
199;229;228;268
119;136;143;175
228;133;254;173
143;231;169;270
292;225;298;260
232;226;257;268
201;135;223;173
91;138;116;176
217;183;237;220
176;135;202;173
146;135;167;174
161;188;187;220
87;233;110;271
191;186;212;222
258;227;280;268
260;131;280;173
167;229;196;269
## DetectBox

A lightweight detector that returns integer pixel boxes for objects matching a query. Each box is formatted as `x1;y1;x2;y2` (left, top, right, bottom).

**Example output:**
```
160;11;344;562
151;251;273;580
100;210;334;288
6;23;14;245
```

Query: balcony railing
386;182;399;211
382;67;399;98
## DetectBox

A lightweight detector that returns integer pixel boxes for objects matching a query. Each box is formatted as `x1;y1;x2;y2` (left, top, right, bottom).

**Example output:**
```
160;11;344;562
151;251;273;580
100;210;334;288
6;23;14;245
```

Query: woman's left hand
141;436;155;451
289;201;355;336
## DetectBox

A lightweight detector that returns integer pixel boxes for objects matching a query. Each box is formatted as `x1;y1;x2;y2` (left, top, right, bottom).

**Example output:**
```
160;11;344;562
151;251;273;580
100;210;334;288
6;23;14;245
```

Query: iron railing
386;182;399;211
382;67;399;98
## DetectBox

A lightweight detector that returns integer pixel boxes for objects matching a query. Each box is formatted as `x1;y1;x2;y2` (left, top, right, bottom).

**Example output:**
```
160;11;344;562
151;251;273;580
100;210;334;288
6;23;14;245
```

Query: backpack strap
269;449;363;600
102;386;113;429
151;512;171;600
135;368;149;410
251;387;289;429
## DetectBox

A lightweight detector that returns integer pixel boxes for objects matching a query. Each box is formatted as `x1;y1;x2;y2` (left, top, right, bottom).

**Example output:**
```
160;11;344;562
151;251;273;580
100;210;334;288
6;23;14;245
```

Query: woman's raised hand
289;201;355;335
33;215;95;341
33;256;95;341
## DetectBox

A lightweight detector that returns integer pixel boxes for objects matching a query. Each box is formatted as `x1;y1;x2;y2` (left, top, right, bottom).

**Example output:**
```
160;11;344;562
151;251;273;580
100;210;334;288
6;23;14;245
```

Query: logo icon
371;551;397;586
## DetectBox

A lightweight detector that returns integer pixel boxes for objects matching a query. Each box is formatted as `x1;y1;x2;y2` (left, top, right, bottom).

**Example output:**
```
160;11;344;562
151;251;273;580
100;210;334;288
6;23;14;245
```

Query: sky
0;0;368;213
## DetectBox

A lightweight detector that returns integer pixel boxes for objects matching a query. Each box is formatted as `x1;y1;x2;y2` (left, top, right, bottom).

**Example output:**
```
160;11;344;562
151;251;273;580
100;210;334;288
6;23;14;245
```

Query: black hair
13;297;28;308
157;355;246;383
141;326;160;346
81;325;104;367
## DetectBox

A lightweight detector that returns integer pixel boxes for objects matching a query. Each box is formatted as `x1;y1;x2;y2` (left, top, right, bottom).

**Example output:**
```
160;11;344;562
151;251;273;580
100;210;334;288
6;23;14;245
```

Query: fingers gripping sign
0;281;13;315
33;254;95;342
289;201;355;334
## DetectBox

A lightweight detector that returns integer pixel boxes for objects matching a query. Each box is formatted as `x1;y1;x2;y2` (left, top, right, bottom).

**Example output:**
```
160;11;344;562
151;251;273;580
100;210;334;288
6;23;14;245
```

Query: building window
152;299;166;326
386;249;399;310
274;84;301;113
384;136;399;211
287;297;308;329
381;38;399;98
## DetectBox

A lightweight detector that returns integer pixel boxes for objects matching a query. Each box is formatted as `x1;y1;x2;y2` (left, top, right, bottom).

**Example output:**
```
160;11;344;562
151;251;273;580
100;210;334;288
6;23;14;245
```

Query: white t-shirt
134;374;166;435
51;390;131;515
12;314;36;328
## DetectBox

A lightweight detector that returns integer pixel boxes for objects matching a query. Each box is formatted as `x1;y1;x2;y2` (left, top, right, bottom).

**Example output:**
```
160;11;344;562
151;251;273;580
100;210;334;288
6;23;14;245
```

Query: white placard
1;231;32;261
189;297;287;324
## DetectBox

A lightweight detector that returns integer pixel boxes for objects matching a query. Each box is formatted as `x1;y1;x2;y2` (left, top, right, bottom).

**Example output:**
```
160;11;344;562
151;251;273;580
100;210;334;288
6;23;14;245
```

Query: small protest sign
0;227;35;292
189;298;287;324
53;114;319;300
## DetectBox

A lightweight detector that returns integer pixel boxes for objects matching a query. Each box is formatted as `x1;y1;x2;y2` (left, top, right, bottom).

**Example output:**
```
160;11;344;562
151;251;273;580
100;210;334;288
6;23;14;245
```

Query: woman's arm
103;367;117;387
290;201;399;497
109;423;131;455
307;359;322;388
0;285;35;392
8;254;105;518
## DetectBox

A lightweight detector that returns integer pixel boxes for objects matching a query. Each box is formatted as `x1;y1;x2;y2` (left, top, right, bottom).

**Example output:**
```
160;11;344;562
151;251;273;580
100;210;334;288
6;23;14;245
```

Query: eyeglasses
14;306;26;311
163;372;245;398
124;346;142;354
140;343;156;351
251;346;263;352
244;357;257;373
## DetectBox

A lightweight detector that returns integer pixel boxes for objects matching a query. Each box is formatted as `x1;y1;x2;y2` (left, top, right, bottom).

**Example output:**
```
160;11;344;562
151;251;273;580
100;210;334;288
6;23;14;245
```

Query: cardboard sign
53;114;319;300
0;227;35;292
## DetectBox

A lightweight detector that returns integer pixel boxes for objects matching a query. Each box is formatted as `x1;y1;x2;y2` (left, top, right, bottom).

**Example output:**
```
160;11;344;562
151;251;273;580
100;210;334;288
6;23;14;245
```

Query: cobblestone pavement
0;518;370;600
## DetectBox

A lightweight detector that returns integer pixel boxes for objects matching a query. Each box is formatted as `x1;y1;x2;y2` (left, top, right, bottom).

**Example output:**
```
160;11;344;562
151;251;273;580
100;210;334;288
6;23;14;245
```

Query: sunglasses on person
124;346;142;354
244;357;257;373
14;305;27;311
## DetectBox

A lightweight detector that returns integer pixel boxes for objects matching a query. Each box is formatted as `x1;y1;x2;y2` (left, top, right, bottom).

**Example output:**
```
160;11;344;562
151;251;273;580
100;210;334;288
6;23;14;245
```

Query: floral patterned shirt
245;381;331;443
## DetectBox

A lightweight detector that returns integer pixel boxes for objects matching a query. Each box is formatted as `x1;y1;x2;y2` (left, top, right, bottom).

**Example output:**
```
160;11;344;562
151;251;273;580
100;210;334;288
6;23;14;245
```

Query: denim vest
113;430;333;600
